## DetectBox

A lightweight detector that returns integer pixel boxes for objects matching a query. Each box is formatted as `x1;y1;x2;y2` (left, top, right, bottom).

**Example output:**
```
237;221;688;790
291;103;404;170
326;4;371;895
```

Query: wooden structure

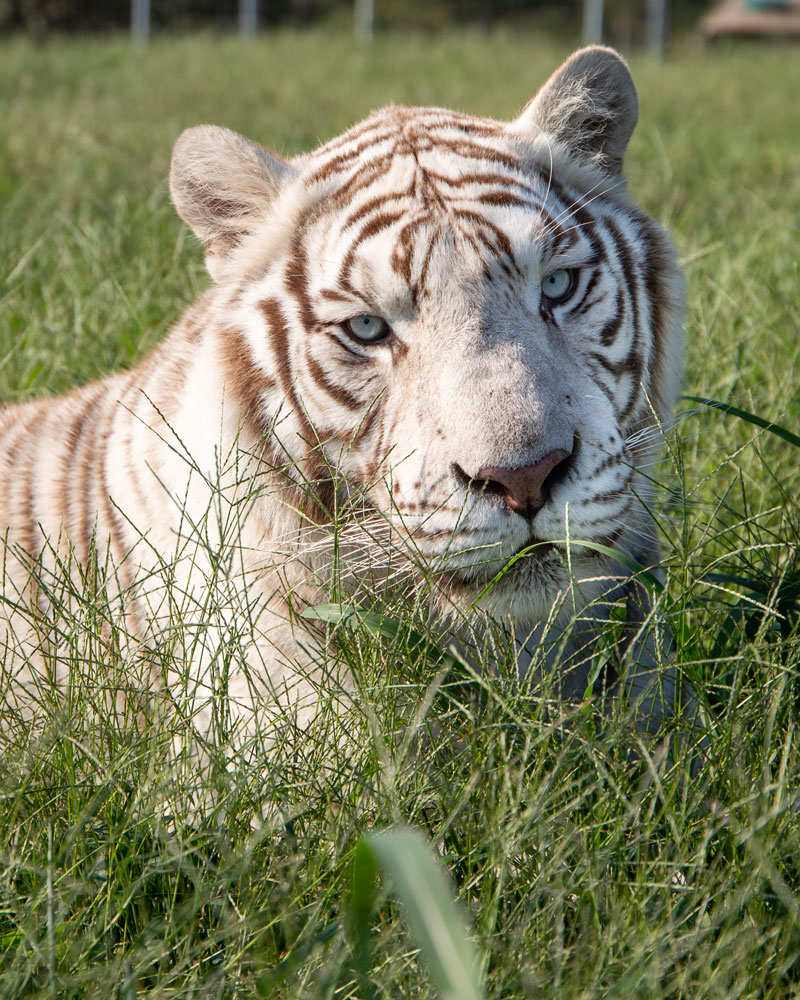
702;0;800;40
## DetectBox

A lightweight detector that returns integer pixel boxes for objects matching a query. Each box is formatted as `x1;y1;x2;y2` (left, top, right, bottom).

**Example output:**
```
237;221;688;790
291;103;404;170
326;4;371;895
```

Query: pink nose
473;449;572;520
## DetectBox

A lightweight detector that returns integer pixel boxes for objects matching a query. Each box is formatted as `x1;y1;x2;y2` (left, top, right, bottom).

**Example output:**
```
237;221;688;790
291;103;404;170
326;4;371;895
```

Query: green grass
1;28;799;999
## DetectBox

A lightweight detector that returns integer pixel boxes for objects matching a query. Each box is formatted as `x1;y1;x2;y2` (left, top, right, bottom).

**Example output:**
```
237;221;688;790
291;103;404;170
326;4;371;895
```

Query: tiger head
169;47;684;626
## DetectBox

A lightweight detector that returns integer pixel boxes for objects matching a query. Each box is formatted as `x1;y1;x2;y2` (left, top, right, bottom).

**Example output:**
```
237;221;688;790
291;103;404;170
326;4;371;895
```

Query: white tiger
0;47;688;746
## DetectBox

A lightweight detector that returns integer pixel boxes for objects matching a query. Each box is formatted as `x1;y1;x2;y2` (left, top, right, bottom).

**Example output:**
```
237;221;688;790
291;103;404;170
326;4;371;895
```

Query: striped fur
0;48;685;738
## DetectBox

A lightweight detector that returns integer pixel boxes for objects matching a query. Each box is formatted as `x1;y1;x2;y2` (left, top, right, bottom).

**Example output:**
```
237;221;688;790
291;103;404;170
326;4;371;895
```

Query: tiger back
0;47;685;741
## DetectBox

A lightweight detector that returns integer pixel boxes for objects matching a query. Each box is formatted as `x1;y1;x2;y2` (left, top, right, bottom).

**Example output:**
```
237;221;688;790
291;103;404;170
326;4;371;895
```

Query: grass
1;26;799;999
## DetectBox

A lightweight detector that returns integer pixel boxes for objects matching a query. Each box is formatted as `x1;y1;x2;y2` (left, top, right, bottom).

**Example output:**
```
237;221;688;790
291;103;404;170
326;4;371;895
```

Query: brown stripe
454;209;517;267
534;207;566;244
81;394;114;566
218;326;277;440
307;130;398;186
389;218;420;287
341;190;411;232
472;190;531;209
284;231;318;334
634;212;675;419
98;416;133;586
21;421;43;565
51;385;102;565
319;288;360;307
603;218;644;423
604;217;640;340
550;223;582;254
148;346;191;424
351;399;382;445
413;227;437;301
458;218;517;280
542;175;600;249
567;268;603;317
313;119;397;160
305;353;362;412
592;452;624;477
599;289;626;346
590;349;639;377
261;297;315;442
352;209;406;246
336;243;361;298
118;373;160;531
7;407;48;563
433;137;520;170
584;361;617;408
325;157;396;212
421;167;538;196
580;482;631;506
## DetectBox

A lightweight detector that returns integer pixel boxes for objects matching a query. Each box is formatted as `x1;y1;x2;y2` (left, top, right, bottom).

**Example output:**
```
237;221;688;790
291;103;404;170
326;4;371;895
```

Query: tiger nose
470;449;572;520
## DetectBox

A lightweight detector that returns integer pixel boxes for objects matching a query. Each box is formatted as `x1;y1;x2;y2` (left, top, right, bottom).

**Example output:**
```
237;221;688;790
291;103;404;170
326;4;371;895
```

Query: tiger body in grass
0;48;686;742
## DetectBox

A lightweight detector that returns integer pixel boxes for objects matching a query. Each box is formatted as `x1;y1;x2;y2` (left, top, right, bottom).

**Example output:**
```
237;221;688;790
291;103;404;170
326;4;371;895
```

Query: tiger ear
512;46;638;176
170;125;295;280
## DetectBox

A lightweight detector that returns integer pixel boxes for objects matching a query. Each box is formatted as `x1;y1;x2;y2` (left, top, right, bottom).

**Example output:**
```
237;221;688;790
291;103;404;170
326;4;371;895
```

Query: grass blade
562;540;664;593
364;827;484;1000
681;395;800;449
301;602;463;667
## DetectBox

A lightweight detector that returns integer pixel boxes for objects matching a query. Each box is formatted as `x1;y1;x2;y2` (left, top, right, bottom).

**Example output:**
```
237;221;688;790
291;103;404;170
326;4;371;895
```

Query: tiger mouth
432;533;562;588
511;536;559;561
431;522;624;592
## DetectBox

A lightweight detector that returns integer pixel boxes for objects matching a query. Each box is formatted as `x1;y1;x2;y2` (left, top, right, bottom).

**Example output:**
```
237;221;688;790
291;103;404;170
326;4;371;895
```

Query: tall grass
0;29;799;998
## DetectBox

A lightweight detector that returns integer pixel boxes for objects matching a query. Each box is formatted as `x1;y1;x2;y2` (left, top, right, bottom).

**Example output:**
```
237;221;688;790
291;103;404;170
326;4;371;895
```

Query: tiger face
170;46;684;627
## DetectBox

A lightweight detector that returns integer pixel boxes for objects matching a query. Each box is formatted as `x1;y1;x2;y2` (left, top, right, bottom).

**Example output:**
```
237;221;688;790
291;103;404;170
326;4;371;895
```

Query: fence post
355;0;374;41
239;0;259;36
582;0;604;43
131;0;150;42
646;0;667;54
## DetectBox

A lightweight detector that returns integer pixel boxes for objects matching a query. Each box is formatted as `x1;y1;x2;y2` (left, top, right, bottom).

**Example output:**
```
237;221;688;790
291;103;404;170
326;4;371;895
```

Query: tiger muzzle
454;447;574;522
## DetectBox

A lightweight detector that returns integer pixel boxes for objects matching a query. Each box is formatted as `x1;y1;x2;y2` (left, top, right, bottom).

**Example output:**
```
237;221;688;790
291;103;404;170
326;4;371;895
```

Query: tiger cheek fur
1;46;685;737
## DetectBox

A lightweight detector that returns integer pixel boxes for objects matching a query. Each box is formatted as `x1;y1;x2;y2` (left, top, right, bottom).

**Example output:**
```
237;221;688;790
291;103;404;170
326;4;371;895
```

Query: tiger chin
0;47;694;750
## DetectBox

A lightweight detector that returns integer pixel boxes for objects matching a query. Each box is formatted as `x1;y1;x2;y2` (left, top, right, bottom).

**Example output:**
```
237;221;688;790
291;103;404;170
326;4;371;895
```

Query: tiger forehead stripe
308;124;617;299
312;106;503;159
309;156;585;304
324;158;398;212
323;146;551;219
308;111;519;190
327;170;600;295
343;190;414;232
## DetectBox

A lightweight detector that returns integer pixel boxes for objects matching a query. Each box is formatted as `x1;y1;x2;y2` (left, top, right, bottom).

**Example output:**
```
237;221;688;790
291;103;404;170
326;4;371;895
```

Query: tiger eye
343;314;391;343
541;268;577;304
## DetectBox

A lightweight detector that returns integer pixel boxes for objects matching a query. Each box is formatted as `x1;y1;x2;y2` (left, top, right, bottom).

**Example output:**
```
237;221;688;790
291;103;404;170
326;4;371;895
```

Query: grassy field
1;28;800;999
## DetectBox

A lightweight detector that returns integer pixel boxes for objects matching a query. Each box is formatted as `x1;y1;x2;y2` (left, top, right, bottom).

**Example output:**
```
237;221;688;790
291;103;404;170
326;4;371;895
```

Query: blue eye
541;269;577;303
343;314;391;343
